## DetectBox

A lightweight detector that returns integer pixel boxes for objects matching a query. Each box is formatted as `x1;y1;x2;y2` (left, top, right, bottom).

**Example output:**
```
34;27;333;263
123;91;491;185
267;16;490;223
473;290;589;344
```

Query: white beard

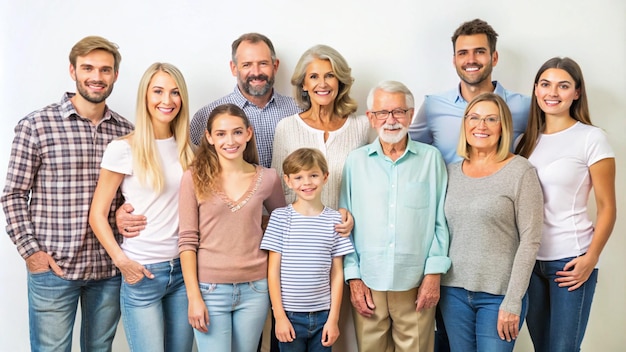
378;123;408;144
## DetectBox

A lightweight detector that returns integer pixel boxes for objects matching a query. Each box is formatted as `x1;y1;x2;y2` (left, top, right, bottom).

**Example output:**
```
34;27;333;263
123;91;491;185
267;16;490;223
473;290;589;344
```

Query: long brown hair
190;104;259;199
516;57;591;158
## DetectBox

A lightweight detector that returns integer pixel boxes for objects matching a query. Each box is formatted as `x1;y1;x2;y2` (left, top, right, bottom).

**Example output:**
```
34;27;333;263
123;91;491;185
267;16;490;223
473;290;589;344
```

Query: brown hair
191;104;259;199
516;57;590;158
451;19;498;54
69;36;121;73
282;148;329;176
231;32;276;64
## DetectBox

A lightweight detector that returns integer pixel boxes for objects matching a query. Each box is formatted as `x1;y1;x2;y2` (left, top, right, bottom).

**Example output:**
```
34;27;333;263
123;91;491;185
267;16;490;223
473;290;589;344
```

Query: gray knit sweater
442;155;543;315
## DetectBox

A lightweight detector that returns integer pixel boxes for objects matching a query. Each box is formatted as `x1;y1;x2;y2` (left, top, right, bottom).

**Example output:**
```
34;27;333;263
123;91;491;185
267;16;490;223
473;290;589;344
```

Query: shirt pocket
402;182;430;209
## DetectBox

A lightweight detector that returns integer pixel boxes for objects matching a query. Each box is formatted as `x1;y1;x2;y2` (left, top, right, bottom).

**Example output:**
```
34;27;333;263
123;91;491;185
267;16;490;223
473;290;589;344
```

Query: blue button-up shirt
408;81;530;165
340;138;450;291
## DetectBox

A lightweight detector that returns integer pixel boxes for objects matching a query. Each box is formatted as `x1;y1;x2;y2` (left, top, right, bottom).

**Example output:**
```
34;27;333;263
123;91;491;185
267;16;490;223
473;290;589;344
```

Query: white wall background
1;0;624;351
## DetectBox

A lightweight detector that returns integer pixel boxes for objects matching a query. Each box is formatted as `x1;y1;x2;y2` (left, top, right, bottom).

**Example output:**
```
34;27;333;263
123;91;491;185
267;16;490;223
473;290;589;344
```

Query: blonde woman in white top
89;63;195;352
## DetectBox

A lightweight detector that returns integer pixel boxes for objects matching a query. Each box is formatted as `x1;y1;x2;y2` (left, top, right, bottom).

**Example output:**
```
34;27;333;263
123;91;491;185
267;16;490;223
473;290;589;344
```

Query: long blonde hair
191;104;259;200
131;62;194;193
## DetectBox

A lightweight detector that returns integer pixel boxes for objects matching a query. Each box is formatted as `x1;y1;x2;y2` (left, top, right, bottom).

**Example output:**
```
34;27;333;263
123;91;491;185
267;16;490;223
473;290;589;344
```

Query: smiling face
453;34;498;86
70;49;118;104
302;58;339;108
464;100;502;153
206;113;253;161
146;71;181;130
367;90;412;145
534;68;580;118
230;40;278;99
284;166;328;202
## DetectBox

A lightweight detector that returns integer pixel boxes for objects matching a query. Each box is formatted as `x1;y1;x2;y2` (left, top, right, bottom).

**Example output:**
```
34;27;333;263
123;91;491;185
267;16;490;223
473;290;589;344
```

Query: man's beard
378;123;408;144
76;80;114;104
457;62;493;86
241;74;274;97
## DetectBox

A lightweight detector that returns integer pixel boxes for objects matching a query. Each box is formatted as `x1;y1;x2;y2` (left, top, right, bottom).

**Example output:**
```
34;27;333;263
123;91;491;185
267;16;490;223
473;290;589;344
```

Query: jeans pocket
123;274;149;286
199;283;217;294
28;268;52;276
248;279;269;294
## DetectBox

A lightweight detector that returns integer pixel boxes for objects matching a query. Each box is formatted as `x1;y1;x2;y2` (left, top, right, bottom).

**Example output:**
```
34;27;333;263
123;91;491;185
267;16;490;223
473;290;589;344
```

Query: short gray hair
366;80;414;110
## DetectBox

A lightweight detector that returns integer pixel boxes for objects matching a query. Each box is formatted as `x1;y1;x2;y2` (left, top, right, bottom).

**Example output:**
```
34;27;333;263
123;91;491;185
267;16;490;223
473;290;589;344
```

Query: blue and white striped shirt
261;205;354;312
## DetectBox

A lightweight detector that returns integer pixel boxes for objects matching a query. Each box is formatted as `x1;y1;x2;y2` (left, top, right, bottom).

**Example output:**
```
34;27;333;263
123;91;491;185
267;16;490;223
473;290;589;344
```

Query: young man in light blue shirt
408;18;531;352
341;81;450;352
409;19;530;165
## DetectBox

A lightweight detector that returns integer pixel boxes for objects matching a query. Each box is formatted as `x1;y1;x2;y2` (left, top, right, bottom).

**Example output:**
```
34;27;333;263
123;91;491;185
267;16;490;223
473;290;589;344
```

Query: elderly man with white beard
339;80;450;352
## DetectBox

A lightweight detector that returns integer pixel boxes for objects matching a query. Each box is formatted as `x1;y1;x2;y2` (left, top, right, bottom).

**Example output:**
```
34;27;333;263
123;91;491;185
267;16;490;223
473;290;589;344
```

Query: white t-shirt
101;137;182;264
528;122;614;260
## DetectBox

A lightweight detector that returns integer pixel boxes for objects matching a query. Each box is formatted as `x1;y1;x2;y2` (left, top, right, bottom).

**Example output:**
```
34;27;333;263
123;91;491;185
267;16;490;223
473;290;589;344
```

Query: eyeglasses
465;114;501;126
371;108;411;120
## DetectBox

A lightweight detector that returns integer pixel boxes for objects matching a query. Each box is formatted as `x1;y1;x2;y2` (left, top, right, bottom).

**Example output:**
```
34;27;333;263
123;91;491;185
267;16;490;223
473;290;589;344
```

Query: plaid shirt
1;93;134;280
189;86;302;168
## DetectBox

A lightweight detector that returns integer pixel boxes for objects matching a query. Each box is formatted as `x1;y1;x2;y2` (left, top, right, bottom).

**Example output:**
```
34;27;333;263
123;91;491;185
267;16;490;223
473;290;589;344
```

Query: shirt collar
454;80;500;104
61;92;118;124
231;85;277;109
366;137;418;162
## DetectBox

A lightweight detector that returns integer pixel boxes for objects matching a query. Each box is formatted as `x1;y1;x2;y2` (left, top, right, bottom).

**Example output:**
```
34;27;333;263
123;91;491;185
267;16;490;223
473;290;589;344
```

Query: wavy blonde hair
130;62;194;193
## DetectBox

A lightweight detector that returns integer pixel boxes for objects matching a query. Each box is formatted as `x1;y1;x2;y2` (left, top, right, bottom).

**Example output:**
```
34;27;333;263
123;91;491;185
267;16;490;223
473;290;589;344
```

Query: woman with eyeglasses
516;57;616;352
269;44;370;350
438;92;543;352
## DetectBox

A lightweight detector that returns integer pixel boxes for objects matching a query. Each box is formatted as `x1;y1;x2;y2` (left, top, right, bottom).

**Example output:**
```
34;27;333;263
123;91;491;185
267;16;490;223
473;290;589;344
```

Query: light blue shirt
408;81;530;165
340;138;450;291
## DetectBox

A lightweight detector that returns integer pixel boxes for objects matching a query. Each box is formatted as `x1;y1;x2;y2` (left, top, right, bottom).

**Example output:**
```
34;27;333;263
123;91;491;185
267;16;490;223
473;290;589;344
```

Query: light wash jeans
194;279;270;352
439;286;528;352
279;310;330;352
27;270;121;352
526;257;598;352
121;258;193;352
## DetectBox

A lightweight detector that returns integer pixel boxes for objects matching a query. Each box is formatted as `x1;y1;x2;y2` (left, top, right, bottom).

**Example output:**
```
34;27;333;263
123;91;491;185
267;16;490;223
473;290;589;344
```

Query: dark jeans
526;258;598;352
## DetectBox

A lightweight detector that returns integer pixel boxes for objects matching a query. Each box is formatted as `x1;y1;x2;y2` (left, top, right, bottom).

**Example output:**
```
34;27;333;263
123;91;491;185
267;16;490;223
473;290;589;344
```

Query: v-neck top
178;165;286;283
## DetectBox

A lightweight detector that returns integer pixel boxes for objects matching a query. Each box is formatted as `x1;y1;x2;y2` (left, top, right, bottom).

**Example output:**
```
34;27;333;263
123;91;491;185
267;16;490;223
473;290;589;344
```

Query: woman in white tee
516;57;616;352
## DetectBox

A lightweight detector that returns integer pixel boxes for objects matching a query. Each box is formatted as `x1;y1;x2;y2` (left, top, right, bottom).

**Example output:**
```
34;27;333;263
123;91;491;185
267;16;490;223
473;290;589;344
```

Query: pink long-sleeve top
178;165;286;283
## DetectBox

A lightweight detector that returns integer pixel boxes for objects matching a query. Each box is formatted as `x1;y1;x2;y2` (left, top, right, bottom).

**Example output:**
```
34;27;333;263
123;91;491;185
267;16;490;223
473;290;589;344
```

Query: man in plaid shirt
1;36;134;352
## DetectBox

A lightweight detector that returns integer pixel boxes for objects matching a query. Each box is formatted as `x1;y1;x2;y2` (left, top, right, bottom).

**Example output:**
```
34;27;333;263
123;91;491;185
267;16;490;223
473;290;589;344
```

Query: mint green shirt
340;138;451;291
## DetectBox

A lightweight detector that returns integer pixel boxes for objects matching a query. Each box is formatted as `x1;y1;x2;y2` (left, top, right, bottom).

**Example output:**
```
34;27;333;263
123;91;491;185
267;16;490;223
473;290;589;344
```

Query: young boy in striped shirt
261;148;354;351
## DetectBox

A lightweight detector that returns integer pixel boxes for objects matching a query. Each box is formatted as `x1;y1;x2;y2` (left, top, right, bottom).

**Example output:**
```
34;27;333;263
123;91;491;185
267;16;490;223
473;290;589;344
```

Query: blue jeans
27;271;121;352
121;258;193;352
279;310;330;352
526;258;598;352
194;279;270;352
439;286;527;352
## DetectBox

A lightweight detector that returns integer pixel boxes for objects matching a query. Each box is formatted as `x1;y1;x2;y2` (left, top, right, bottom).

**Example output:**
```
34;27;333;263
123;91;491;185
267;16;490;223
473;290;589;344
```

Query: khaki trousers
352;288;435;352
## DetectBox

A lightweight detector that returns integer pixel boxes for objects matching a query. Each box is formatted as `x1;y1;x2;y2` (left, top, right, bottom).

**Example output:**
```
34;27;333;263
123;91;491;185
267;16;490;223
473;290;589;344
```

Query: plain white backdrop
1;1;624;351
